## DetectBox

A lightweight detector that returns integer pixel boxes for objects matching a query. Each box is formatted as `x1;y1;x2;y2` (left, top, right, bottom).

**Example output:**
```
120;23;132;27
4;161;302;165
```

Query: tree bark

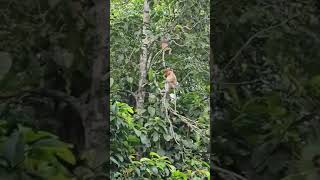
136;0;151;110
82;0;108;171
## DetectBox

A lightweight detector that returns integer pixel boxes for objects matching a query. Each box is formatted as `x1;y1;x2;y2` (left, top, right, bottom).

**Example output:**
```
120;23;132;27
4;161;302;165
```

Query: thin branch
223;15;299;71
168;107;201;135
0;89;86;119
170;39;186;47
212;165;248;180
127;48;138;64
212;79;260;85
146;51;153;71
163;98;180;145
147;48;163;71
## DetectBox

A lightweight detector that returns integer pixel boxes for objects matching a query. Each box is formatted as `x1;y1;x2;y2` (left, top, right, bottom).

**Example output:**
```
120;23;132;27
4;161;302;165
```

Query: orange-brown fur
164;68;177;91
161;40;169;49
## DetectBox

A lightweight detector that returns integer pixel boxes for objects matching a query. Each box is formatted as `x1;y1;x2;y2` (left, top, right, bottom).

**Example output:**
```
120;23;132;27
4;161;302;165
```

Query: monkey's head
164;68;173;77
161;37;169;49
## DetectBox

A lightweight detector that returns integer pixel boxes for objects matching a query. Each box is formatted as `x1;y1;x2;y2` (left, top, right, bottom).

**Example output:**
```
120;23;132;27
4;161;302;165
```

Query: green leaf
135;168;141;176
163;134;172;141
148;69;155;81
167;164;176;171
156;162;166;170
152;132;159;142
31;138;69;149
149;152;160;158
55;148;76;165
127;135;140;144
118;54;124;61
140;158;150;162
127;77;133;84
148;106;156;117
37;161;56;177
115;154;124;162
110;78;114;87
0;131;25;167
148;94;157;103
0;51;12;81
18;125;57;143
134;128;141;136
110;156;120;167
136;108;146;115
151;166;158;174
140;134;150;145
0;157;8;167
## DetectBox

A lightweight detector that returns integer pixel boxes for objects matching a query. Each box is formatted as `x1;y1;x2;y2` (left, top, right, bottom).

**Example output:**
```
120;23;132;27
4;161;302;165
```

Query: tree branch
223;15;299;71
212;164;248;180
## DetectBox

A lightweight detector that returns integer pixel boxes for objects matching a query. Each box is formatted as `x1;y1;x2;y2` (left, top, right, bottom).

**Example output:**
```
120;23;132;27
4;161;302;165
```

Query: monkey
161;38;172;54
164;68;177;92
160;37;172;67
161;38;169;49
161;37;168;48
162;68;178;112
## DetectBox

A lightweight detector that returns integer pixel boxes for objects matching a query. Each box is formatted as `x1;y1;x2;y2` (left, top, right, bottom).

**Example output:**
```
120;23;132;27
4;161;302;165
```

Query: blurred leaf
148;106;156;117
0;52;12;81
110;78;114;87
127;77;133;84
55;148;76;165
0;131;24;167
48;0;62;8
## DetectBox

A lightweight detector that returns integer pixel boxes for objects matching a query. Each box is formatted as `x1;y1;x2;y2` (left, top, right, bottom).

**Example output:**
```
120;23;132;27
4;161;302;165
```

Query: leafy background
110;0;210;179
1;0;319;179
0;0;107;179
212;0;320;180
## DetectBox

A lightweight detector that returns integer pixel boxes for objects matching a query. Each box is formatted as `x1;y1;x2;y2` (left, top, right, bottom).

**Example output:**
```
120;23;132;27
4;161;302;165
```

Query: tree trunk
136;0;151;110
82;0;108;172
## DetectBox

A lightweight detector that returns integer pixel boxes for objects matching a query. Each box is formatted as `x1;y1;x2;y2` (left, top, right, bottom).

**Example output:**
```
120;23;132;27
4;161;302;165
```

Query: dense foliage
0;120;75;179
0;0;107;179
110;0;210;179
212;0;320;179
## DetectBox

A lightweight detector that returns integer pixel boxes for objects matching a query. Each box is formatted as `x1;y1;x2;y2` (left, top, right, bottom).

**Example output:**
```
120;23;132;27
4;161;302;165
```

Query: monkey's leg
162;51;166;67
161;84;168;111
174;89;177;113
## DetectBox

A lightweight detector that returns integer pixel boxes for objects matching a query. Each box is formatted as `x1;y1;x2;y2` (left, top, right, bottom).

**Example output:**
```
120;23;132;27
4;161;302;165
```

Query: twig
147;48;163;71
170;39;186;47
168;107;201;135
127;48;138;64
212;165;248;180
146;51;153;71
212;79;260;85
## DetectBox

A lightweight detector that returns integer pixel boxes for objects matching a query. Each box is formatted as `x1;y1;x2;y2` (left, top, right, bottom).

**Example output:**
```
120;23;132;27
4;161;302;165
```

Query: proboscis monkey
164;68;177;92
162;68;178;112
161;37;172;67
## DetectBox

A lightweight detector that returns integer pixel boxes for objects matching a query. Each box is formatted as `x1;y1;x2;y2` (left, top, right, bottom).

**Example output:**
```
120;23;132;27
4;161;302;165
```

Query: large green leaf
18;125;57;143
0;131;25;167
55;148;76;165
